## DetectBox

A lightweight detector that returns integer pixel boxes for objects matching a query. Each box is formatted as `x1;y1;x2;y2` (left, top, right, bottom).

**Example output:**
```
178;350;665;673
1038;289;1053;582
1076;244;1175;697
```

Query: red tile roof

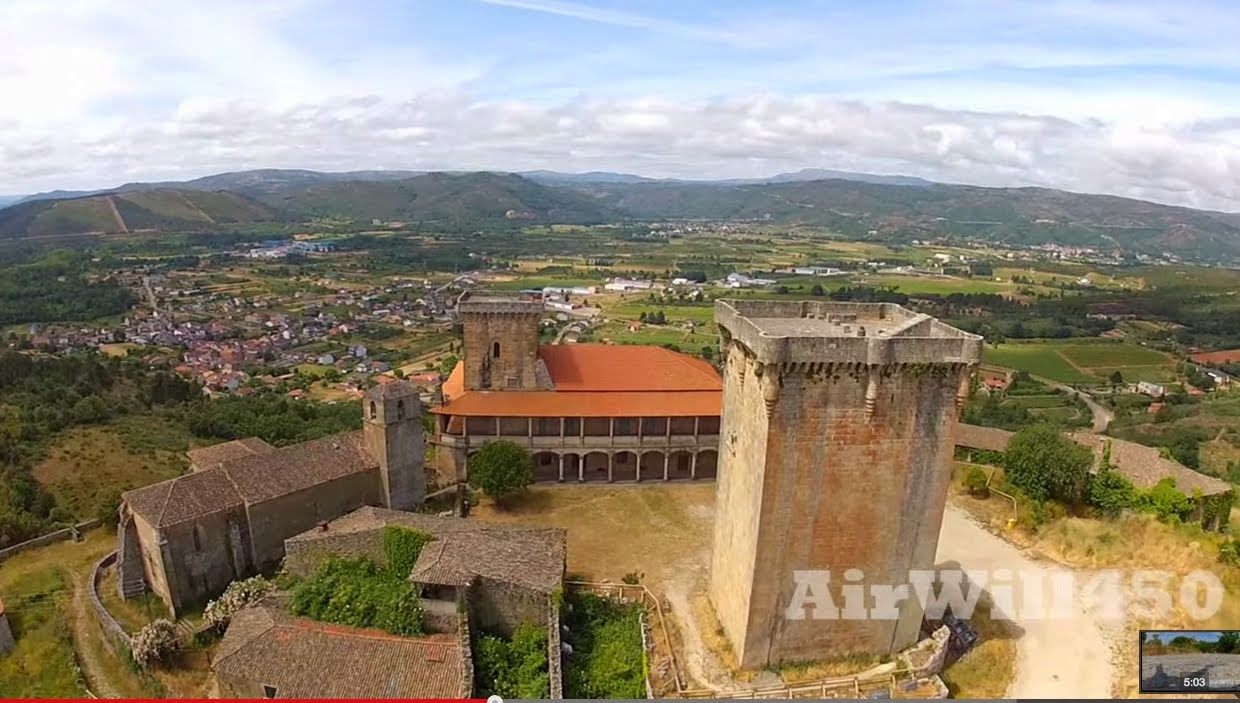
538;344;721;391
434;344;723;418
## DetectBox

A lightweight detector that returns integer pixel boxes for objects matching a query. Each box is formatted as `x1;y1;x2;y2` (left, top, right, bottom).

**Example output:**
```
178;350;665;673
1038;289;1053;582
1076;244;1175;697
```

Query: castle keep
708;300;982;668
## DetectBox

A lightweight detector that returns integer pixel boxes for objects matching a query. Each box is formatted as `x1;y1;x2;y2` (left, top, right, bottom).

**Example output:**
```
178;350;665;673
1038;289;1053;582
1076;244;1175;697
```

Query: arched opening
668;451;693;480
492;341;501;358
639;451;666;481
396;399;405;420
533;452;559;483
583;452;609;482
369;401;378;420
192;524;204;552
696;449;719;479
560;453;580;483
612;451;637;482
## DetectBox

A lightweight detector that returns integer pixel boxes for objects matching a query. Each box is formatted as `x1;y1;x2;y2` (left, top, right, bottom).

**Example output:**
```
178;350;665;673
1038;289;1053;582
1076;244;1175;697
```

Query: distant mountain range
2;168;1239;262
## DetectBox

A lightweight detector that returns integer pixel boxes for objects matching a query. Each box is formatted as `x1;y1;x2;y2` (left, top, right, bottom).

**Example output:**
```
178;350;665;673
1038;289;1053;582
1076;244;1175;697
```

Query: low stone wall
456;606;474;698
900;625;951;678
640;611;654;700
547;596;563;699
0;519;102;564
89;551;133;655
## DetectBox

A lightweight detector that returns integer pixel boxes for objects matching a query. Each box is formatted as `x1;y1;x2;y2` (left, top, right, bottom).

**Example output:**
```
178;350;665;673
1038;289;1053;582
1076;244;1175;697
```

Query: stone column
608;453;615;482
635;452;642;483
494;417;500;437
578;455;584;482
558;454;565;482
663;453;670;481
691;452;698;480
527;417;533;443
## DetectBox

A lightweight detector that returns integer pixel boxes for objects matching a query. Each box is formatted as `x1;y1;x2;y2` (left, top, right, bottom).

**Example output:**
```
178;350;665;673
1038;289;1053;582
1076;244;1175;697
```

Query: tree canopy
468;440;534;503
1003;423;1093;503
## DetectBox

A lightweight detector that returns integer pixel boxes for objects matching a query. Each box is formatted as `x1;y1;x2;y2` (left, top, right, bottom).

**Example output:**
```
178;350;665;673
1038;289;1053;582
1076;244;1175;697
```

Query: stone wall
90;552;133;655
460;304;544;391
0;519;101;564
547;595;563;699
0;608;13;657
471;577;551;637
283;529;390;577
457;602;475;698
246;470;382;572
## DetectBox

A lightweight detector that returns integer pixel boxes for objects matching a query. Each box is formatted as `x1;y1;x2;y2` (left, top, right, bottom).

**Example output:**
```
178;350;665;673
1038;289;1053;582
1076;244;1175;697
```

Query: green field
608;302;715;323
594;322;716;350
1000;394;1065;409
984;340;1177;385
488;277;602;291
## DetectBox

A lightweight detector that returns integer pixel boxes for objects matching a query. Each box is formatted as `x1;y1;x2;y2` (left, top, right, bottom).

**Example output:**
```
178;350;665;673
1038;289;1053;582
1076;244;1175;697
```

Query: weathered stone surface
709;300;982;669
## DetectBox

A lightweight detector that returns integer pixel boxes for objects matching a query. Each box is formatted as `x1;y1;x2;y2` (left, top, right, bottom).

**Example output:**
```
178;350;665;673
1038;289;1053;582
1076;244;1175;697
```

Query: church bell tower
363;381;426;511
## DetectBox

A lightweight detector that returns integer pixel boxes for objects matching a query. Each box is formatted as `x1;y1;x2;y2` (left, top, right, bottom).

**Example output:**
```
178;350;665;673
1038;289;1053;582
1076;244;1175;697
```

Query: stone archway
639;451;666;481
532;452;559;483
695;449;718;479
583;452;610;482
612;451;638;482
559;453;580;483
668;450;693;480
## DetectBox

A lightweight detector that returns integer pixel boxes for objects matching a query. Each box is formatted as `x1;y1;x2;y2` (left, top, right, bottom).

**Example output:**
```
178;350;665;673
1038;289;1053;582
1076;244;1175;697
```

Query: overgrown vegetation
130;619;181;668
287;526;432;635
203;575;273;631
0;249;134;325
474;623;551;699
563;591;646;699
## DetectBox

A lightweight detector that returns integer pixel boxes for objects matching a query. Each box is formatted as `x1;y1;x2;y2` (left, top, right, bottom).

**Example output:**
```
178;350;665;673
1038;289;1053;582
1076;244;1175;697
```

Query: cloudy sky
2;0;1239;209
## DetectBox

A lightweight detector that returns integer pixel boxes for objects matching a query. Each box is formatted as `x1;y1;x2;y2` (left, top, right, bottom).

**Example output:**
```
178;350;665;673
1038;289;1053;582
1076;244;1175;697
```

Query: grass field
607;301;715;323
487;276;602;291
32;416;191;520
984;340;1177;385
594;322;716;349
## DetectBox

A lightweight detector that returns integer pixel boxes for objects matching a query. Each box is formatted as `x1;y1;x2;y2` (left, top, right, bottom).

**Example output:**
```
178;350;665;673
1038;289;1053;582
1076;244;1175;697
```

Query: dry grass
938;592;1020;699
689;591;739;674
472;484;714;585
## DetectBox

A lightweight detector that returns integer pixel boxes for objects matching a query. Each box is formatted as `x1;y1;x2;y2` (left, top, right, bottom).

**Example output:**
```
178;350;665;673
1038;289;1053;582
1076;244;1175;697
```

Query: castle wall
156;506;251;613
707;341;769;658
131;511;175;613
284;529;392;577
246;469;382;573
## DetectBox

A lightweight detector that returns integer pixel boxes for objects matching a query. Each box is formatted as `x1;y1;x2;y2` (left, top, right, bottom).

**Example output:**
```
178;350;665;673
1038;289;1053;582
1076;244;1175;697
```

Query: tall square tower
458;295;552;391
709;300;982;668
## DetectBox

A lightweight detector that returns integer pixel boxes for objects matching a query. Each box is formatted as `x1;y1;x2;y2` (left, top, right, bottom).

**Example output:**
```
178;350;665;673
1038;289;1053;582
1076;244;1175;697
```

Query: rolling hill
0;190;278;238
2;169;1240;262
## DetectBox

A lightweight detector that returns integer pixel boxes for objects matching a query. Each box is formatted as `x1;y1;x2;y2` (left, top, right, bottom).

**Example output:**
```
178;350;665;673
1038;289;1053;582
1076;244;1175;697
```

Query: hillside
574;179;1240;261
3;169;1240;261
253;171;614;224
0;189;278;238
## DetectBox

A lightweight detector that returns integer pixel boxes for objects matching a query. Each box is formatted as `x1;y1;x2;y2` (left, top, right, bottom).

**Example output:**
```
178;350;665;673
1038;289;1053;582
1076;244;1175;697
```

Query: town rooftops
213;598;466;699
287;507;566;593
715;299;983;366
186;438;274;471
124;432;377;528
434;343;723;418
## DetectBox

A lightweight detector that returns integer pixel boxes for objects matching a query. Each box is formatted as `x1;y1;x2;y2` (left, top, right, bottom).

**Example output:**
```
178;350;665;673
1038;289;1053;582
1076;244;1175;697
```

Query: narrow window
397;399;405;420
369;401;377;420
192;525;203;552
492;341;501;358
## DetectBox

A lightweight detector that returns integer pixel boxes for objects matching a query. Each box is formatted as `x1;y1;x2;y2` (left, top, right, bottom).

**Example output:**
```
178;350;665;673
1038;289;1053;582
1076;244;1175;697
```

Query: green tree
700;345;715;362
468;440;534;504
1218;631;1240;654
810;284;826;296
1003;423;1093;503
1108;370;1124;386
438;354;459;376
1088;467;1135;518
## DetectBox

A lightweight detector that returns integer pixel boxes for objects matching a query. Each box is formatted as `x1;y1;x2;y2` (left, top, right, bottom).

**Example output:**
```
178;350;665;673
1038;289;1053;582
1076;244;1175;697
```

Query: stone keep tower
709;300;982;669
459;295;552;391
363;380;426;511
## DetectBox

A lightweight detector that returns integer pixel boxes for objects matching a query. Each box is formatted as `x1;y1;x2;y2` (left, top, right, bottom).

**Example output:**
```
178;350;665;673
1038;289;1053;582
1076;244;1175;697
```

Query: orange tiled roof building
431;295;722;483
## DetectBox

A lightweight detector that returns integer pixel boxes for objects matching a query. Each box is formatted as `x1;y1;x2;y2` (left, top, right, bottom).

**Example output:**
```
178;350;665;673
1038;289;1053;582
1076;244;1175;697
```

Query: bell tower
363;380;426;511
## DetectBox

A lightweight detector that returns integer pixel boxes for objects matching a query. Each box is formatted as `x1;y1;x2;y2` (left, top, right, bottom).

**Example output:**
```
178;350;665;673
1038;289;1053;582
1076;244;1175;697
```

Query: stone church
117;381;426;617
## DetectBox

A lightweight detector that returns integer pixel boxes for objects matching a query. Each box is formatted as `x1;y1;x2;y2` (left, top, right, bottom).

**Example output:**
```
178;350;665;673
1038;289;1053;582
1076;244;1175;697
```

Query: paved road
1046;380;1114;432
1141;653;1240;692
937;505;1115;698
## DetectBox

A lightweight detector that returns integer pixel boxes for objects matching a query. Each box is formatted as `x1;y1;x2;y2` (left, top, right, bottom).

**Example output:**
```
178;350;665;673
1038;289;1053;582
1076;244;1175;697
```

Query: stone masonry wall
712;344;970;668
0;519;101;565
461;310;543;391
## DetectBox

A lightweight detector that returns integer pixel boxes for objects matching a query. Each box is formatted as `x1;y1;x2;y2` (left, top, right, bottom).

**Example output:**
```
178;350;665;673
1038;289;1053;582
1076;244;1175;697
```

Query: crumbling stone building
117;381;426;617
708;300;982;668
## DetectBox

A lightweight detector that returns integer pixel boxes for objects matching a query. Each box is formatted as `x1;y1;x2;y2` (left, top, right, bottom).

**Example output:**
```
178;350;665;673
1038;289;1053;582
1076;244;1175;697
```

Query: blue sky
1;0;1239;209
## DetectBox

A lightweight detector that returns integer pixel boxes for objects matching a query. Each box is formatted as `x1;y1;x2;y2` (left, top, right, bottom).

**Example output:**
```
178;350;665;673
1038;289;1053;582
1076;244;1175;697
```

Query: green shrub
382;526;433;576
1219;539;1240;565
474;623;550;699
1087;469;1136;518
468;440;535;503
289;557;423;636
964;467;990;498
563;592;646;699
621;572;643;585
1135;478;1192;524
1003;423;1092;503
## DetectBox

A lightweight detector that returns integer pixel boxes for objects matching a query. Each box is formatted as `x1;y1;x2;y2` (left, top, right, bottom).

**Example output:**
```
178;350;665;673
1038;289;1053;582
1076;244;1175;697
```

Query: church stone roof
123;431;377;529
214;598;465;699
186;438;274;470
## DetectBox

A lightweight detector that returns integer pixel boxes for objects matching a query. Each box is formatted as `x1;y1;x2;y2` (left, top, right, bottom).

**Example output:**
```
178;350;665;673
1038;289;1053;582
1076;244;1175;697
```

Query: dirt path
104;196;130;234
937;505;1116;698
66;570;123;699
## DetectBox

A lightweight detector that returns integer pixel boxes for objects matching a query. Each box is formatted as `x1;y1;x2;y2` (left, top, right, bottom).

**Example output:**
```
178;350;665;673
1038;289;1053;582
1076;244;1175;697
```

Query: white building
1137;381;1166;398
604;278;656;292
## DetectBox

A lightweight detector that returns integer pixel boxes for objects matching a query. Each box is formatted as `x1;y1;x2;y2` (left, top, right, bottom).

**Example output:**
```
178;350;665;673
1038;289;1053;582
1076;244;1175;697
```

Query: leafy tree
810;284;826;296
964;466;990;498
468;440;534;503
474;623;550;699
131;619;181;668
1003;424;1092;503
1135;478;1191;523
1088;468;1135;518
1108;370;1124;385
1219;631;1240;654
700;345;715;362
438;354;459;376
